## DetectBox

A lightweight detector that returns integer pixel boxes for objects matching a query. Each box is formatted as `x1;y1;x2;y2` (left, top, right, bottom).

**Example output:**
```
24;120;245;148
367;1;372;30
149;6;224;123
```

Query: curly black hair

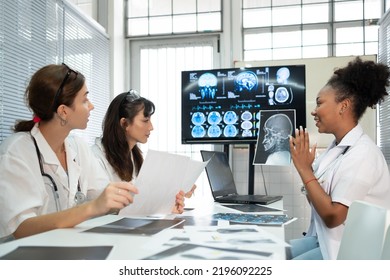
326;57;390;121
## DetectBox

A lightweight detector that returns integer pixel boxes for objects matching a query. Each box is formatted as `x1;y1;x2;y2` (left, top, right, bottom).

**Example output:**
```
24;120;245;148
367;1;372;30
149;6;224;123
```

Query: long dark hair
14;64;85;132
101;91;155;181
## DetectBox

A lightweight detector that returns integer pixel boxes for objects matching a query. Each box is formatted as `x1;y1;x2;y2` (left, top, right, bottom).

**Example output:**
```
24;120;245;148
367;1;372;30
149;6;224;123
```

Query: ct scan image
253;109;296;166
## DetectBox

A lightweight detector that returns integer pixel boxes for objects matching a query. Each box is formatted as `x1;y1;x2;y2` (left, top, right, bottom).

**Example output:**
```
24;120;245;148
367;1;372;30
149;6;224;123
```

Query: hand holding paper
119;150;208;216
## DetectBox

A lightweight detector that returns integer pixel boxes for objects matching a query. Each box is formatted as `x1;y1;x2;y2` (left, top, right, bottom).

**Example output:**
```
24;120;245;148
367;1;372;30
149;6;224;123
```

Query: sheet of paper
119;150;208;216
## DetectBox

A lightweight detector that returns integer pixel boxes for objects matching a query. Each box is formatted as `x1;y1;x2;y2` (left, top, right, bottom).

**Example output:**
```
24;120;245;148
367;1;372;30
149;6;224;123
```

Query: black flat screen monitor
181;65;306;144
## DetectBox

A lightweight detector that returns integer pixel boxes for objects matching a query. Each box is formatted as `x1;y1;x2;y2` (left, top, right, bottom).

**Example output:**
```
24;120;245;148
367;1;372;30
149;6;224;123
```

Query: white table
0;200;288;259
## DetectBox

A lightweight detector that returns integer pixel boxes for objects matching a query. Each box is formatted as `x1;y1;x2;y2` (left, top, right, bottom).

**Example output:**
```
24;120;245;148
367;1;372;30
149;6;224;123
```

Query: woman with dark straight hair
92;90;195;214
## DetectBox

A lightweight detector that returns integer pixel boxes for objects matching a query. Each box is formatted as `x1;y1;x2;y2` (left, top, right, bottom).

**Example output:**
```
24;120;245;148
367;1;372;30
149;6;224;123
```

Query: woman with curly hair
289;57;390;260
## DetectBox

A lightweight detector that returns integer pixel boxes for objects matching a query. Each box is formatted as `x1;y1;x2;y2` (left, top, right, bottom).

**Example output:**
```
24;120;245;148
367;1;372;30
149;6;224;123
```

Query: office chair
337;200;389;260
381;224;390;260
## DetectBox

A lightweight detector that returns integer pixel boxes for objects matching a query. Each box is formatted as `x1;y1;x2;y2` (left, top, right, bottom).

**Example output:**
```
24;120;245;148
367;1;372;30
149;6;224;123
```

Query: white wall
107;0;127;98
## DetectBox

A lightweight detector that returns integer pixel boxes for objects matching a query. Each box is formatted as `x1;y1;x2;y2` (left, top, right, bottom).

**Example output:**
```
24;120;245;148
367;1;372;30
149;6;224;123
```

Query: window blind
378;9;390;165
0;0;109;145
0;0;58;142
63;2;110;144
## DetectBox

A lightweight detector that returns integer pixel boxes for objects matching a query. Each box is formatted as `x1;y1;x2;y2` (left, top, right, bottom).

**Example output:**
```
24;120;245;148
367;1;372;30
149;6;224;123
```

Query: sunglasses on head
120;89;140;103
52;63;78;112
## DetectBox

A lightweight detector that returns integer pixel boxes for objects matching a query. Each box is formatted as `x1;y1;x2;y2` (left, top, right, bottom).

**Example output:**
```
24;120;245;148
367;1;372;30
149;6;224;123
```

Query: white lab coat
91;137;137;183
0;124;108;238
306;124;390;259
91;137;122;183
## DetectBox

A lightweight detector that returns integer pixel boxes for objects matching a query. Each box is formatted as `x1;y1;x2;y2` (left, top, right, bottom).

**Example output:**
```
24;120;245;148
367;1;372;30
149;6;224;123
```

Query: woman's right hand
93;181;138;215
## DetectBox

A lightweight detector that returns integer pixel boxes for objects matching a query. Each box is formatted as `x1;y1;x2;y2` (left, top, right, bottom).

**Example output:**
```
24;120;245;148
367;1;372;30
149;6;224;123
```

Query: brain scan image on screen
276;67;290;84
275;87;290;103
223;111;238;125
198;72;218;99
241;120;253;130
253;110;295;166
262;113;292;151
262;113;292;165
208;125;222;137
181;65;305;144
224;125;238;137
242;129;253;137
234;71;258;92
268;98;275;105
191;112;206;126
191;125;206;138
241;111;252;121
227;91;236;98
207;111;222;125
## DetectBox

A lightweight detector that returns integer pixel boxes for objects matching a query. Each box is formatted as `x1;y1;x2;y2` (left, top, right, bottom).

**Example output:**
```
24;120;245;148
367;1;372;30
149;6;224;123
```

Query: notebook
200;150;282;205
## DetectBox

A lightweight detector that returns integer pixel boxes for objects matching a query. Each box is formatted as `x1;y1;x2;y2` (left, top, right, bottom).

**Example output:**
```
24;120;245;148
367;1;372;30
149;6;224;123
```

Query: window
130;37;218;154
130;37;219;199
242;0;383;60
378;10;390;164
126;0;222;37
0;1;109;145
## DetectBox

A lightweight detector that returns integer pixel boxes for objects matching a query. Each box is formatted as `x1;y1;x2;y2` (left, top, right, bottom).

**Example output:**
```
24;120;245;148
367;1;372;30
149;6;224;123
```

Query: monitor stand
225;143;277;198
223;143;255;195
248;143;255;195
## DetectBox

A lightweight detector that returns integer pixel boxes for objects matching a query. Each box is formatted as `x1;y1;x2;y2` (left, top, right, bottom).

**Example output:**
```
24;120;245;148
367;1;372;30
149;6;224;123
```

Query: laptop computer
200;150;282;205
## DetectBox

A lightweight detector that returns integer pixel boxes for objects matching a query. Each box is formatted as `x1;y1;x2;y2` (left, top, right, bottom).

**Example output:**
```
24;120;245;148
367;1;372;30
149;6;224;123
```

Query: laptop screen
200;150;238;198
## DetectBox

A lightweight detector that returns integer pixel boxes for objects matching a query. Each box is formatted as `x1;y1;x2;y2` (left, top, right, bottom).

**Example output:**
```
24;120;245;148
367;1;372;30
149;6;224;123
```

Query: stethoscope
31;135;86;211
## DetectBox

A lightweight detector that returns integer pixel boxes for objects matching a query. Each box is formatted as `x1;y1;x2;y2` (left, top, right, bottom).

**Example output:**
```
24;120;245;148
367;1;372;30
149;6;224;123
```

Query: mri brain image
223;111;238;125
242;129;253;137
208;111;222;125
241;111;252;121
234;71;258;92
208;125;222;137
276;67;290;84
224;124;238;137
274;87;290;103
191;112;206;126
241;120;253;130
191;125;206;138
198;72;218;99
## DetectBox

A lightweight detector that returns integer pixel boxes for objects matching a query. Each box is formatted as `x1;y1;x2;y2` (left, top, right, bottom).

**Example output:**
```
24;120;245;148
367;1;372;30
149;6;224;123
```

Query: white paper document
119;150;208;216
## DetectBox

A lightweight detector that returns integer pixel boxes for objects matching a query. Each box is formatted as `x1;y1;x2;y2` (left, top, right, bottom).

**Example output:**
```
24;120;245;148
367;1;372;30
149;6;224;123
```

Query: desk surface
0;200;289;260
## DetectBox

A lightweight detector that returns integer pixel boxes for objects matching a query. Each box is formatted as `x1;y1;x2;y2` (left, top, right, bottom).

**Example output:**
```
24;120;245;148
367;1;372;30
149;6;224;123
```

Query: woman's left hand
172;185;197;214
185;184;197;198
289;126;316;177
172;190;186;214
